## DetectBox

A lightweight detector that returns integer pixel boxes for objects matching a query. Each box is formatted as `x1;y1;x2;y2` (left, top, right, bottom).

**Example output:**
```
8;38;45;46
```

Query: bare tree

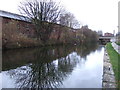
19;0;63;43
59;12;80;29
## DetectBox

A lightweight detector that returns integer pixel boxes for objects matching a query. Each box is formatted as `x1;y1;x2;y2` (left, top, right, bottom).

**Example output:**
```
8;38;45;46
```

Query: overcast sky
0;0;119;34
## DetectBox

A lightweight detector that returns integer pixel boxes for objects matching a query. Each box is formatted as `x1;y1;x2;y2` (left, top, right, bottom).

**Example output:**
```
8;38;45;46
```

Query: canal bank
102;42;120;88
102;48;116;88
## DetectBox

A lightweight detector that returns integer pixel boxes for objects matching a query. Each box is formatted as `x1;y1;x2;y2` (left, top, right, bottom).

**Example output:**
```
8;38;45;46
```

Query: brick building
104;32;114;37
1;10;78;49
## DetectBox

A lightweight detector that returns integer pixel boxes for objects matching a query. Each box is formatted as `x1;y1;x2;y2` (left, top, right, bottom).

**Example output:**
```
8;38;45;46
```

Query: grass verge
106;43;120;88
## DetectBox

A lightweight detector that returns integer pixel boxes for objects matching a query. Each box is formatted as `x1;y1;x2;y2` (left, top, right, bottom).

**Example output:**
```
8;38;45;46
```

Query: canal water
1;43;104;88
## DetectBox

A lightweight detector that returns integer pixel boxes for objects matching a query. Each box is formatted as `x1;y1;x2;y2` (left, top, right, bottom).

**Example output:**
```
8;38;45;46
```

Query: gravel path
111;42;120;54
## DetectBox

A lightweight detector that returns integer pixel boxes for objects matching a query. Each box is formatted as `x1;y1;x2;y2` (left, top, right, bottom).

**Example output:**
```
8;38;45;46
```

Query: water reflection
1;43;104;88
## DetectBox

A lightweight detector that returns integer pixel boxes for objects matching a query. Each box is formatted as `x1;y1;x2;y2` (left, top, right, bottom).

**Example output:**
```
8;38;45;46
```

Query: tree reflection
76;43;99;58
3;43;99;88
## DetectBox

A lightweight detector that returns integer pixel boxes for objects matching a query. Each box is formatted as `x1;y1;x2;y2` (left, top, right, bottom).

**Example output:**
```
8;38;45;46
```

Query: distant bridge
99;36;113;45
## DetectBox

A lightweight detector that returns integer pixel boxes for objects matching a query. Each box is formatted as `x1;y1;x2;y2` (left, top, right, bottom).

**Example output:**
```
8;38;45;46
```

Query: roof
0;10;29;22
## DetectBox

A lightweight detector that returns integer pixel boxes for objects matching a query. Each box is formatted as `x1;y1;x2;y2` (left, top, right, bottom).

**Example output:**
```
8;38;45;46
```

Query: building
104;32;114;37
97;30;103;36
1;10;79;49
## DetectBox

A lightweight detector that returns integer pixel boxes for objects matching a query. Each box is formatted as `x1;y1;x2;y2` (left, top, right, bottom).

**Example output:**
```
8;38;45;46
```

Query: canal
1;43;104;88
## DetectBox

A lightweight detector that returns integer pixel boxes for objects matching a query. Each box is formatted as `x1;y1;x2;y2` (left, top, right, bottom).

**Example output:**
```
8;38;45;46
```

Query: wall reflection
2;43;99;88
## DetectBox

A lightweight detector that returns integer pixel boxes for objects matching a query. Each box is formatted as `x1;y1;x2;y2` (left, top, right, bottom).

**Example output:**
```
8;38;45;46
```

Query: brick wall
2;16;77;47
2;17;35;37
